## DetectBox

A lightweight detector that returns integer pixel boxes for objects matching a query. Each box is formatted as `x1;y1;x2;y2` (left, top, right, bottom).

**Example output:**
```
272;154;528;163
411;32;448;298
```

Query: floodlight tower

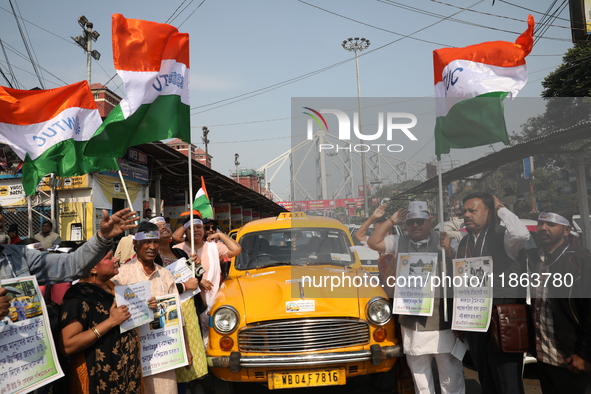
342;37;370;215
71;16;101;83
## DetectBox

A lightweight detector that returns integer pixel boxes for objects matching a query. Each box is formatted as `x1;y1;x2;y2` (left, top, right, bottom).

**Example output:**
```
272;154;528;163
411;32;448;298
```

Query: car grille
238;318;370;352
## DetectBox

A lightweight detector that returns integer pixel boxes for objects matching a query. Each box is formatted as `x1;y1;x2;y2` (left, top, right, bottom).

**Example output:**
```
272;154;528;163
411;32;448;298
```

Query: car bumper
208;344;402;371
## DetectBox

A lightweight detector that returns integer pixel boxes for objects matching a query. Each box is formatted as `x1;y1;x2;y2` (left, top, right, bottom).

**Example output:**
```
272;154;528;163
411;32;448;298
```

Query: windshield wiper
305;261;347;267
254;262;291;270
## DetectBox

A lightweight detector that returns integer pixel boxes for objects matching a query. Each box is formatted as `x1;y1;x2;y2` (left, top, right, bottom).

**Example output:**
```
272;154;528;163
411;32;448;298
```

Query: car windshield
236;228;354;270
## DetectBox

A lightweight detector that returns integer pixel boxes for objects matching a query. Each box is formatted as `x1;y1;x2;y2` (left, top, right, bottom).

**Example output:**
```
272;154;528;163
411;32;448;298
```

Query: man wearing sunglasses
202;218;219;240
368;201;464;394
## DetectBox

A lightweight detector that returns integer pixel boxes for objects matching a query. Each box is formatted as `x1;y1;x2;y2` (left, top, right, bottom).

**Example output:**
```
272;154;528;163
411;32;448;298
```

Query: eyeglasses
204;225;217;231
406;219;426;226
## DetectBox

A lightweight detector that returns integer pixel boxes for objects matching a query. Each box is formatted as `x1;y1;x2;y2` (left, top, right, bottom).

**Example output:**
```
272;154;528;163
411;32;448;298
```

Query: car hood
235;265;364;324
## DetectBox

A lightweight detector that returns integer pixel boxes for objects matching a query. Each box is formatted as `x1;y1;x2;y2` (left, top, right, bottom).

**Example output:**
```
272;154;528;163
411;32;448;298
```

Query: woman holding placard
60;250;147;394
150;216;208;394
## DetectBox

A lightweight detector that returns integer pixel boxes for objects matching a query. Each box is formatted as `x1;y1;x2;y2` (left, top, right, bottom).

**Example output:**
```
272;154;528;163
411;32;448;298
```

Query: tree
542;43;591;98
509;43;591;212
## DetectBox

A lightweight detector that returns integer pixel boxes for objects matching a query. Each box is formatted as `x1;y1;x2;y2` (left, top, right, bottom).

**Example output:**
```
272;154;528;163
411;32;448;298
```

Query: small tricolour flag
433;15;534;160
84;14;190;158
0;81;119;195
193;177;213;218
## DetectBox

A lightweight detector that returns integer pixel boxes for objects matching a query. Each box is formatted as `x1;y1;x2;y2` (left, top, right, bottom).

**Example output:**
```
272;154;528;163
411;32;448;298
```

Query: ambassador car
206;212;401;393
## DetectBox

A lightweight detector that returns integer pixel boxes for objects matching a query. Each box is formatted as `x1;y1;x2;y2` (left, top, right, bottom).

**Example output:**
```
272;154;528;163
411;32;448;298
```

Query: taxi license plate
270;368;346;389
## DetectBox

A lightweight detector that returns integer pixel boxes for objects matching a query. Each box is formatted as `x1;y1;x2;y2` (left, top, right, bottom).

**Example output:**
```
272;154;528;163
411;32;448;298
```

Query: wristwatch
96;232;112;245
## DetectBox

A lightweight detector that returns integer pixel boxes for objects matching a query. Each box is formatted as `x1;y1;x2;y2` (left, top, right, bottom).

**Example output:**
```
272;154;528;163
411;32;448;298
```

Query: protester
34;220;61;249
354;204;391;245
174;218;241;345
8;223;21;244
526;210;591;393
150;216;208;394
0;208;137;320
202;217;219;239
442;209;466;243
447;192;529;394
111;222;188;394
144;208;153;220
368;201;464;394
60;250;150;394
114;229;136;265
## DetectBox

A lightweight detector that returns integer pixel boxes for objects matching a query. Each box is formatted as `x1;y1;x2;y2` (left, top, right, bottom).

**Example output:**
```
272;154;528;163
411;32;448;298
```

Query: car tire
370;368;397;392
212;374;235;394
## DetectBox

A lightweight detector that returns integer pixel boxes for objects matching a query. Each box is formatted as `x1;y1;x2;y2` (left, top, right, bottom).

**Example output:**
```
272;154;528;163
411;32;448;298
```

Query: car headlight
212;306;239;334
366;297;392;325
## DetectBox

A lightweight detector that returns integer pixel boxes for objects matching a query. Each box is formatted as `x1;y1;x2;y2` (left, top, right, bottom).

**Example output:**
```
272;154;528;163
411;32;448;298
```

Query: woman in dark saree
59;250;148;394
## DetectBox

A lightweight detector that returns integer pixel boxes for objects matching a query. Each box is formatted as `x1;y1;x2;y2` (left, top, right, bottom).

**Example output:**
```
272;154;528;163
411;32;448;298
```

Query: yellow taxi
9;295;42;322
207;212;400;392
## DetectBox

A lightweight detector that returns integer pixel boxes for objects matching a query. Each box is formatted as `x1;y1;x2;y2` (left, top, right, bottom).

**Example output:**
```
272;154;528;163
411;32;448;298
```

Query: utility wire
8;0;44;88
428;0;572;29
14;0;44;86
496;0;570;22
166;0;190;24
178;0;207;28
191;0;481;115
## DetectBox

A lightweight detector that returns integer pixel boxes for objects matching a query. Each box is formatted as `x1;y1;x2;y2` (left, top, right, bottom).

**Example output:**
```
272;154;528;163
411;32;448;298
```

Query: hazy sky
0;0;576;200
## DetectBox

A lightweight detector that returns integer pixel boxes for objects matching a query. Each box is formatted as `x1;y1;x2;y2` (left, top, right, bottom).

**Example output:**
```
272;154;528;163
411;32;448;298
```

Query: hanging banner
138;294;188;377
451;257;494;332
392;253;438;316
0;276;64;394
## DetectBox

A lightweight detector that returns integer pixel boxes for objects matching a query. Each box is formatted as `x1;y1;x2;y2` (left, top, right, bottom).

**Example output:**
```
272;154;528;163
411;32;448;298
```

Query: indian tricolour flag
193;176;213;218
434;15;534;159
0;81;119;195
84;14;190;158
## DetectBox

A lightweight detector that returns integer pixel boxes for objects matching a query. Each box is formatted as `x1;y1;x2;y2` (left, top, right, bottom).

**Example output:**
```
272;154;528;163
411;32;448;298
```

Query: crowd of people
360;192;591;394
0;207;241;394
1;192;590;394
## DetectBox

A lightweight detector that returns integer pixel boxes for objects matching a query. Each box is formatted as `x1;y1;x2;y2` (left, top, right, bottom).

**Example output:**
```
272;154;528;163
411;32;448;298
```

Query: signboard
39;175;89;192
277;198;379;212
0;277;64;394
58;202;93;241
0;180;27;207
214;203;231;220
569;0;591;42
242;208;253;222
231;206;242;221
101;148;149;184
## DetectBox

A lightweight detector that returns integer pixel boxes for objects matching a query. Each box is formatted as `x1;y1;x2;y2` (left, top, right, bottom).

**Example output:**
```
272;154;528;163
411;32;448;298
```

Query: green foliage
542;43;591;98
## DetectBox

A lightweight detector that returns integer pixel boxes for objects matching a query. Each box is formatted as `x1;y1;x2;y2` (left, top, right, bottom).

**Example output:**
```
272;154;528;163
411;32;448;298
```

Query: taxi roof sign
277;212;308;220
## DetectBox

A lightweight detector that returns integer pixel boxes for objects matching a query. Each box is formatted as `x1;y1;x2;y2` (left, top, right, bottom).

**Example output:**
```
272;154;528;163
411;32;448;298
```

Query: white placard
392;253;438;316
114;281;154;333
164;257;200;303
138;294;188;376
0;277;64;394
451;257;494;332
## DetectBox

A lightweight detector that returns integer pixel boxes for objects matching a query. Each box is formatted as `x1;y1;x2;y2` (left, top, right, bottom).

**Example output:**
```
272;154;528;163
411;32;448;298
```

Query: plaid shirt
532;246;568;366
